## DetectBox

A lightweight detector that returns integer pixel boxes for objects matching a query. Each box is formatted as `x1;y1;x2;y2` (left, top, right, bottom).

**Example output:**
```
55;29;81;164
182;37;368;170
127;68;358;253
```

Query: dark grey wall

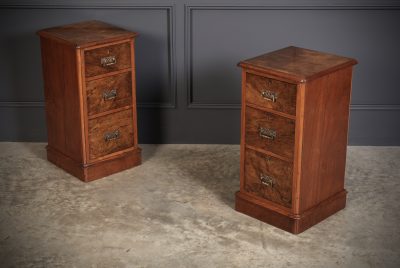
1;0;399;145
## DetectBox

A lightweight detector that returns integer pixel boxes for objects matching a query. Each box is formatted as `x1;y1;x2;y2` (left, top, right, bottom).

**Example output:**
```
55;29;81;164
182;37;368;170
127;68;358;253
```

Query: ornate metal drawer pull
259;127;276;140
104;130;120;142
103;89;117;100
260;174;274;187
261;90;277;102
101;55;117;67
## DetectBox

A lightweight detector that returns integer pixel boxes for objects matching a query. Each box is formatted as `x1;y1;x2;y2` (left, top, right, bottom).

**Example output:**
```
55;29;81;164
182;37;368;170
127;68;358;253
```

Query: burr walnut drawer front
88;109;134;160
245;106;295;159
84;42;131;77
246;73;297;116
86;72;132;116
244;148;293;208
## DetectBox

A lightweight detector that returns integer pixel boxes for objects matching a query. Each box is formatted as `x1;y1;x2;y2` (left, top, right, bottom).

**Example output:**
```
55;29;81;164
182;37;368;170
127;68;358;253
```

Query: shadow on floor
157;144;240;209
22;142;47;161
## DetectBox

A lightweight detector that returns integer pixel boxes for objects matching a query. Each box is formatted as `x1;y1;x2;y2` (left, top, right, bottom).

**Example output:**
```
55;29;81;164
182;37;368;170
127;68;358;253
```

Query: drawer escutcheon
261;90;277;102
260;173;274;187
259;127;276;140
101;55;117;67
104;130;120;142
103;89;117;100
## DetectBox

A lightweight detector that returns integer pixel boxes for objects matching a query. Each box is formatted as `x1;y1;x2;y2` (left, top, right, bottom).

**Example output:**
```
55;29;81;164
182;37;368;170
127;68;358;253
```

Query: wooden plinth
235;190;347;234
47;146;141;182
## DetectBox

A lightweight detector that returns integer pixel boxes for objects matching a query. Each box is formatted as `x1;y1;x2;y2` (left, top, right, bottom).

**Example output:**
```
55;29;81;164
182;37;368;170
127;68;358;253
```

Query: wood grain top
239;46;357;82
37;20;137;48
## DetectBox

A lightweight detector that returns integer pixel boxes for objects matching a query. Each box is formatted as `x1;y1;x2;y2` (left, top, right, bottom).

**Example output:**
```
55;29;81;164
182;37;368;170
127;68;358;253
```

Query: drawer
246;73;297;116
86;72;132;116
84;42;131;77
245;106;295;159
244;149;293;208
88;109;134;160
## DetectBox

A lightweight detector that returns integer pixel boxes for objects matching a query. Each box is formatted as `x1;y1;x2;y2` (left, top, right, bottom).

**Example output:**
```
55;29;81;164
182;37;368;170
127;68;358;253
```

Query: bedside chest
38;21;141;182
235;46;357;234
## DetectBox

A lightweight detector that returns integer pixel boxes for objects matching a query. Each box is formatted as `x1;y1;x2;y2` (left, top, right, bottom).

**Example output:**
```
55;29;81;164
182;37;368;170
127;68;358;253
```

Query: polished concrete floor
0;143;399;267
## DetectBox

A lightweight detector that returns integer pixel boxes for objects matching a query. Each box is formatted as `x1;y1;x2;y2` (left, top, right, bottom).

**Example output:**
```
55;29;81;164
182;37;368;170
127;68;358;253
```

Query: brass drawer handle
103;89;117;100
261;90;277;102
104;130;120;142
260;174;274;187
101;55;117;67
259;127;276;140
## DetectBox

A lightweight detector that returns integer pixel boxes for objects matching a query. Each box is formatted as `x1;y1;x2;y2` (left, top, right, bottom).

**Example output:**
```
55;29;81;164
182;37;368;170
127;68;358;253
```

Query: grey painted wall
0;0;399;145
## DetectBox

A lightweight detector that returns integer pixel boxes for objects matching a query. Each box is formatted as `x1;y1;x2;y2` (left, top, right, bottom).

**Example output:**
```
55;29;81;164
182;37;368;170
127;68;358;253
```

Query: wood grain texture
236;191;295;232
84;42;131;78
40;37;84;162
88;109;134;160
86;71;132;116
39;21;141;181
47;145;85;180
295;190;347;233
239;46;357;83
298;66;354;212
75;48;88;165
37;20;137;48
40;38;64;154
79;48;91;163
84;148;142;182
236;46;357;234
235;189;347;234
47;145;141;182
292;83;306;213
239;70;247;191
129;39;139;147
246;72;297;116
245;106;295;159
244;148;293;208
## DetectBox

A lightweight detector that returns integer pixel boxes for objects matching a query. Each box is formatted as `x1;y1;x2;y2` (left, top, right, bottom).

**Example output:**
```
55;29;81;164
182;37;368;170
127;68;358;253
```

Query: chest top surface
239;46;357;82
37;20;137;48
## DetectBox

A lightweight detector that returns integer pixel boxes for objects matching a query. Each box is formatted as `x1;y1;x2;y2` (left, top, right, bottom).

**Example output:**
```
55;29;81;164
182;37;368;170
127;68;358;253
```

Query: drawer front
245;106;295;159
246;73;297;116
244;149;293;208
88;109;134;160
85;42;131;77
86;72;132;116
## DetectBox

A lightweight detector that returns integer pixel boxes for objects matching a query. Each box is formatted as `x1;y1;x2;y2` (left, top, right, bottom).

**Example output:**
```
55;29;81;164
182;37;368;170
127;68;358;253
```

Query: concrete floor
0;143;399;268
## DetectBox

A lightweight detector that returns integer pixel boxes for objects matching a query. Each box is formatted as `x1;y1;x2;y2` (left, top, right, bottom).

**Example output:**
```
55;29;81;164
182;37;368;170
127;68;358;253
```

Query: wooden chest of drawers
235;46;357;234
38;21;141;182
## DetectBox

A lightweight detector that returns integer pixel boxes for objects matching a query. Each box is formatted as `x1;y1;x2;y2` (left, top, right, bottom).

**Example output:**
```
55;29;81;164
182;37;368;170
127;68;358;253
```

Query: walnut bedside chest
38;21;141;182
235;46;357;234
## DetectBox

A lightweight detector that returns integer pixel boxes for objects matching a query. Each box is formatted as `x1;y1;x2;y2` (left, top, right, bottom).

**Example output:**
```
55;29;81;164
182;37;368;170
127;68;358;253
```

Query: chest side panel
40;37;84;162
299;67;354;212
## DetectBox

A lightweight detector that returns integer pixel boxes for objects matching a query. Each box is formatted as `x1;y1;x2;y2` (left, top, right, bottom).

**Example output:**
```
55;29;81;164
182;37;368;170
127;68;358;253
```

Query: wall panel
0;1;399;145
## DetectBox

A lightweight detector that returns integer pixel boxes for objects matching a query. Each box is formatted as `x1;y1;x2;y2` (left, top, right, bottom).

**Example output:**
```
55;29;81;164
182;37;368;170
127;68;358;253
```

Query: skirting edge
46;145;142;182
235;190;347;234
